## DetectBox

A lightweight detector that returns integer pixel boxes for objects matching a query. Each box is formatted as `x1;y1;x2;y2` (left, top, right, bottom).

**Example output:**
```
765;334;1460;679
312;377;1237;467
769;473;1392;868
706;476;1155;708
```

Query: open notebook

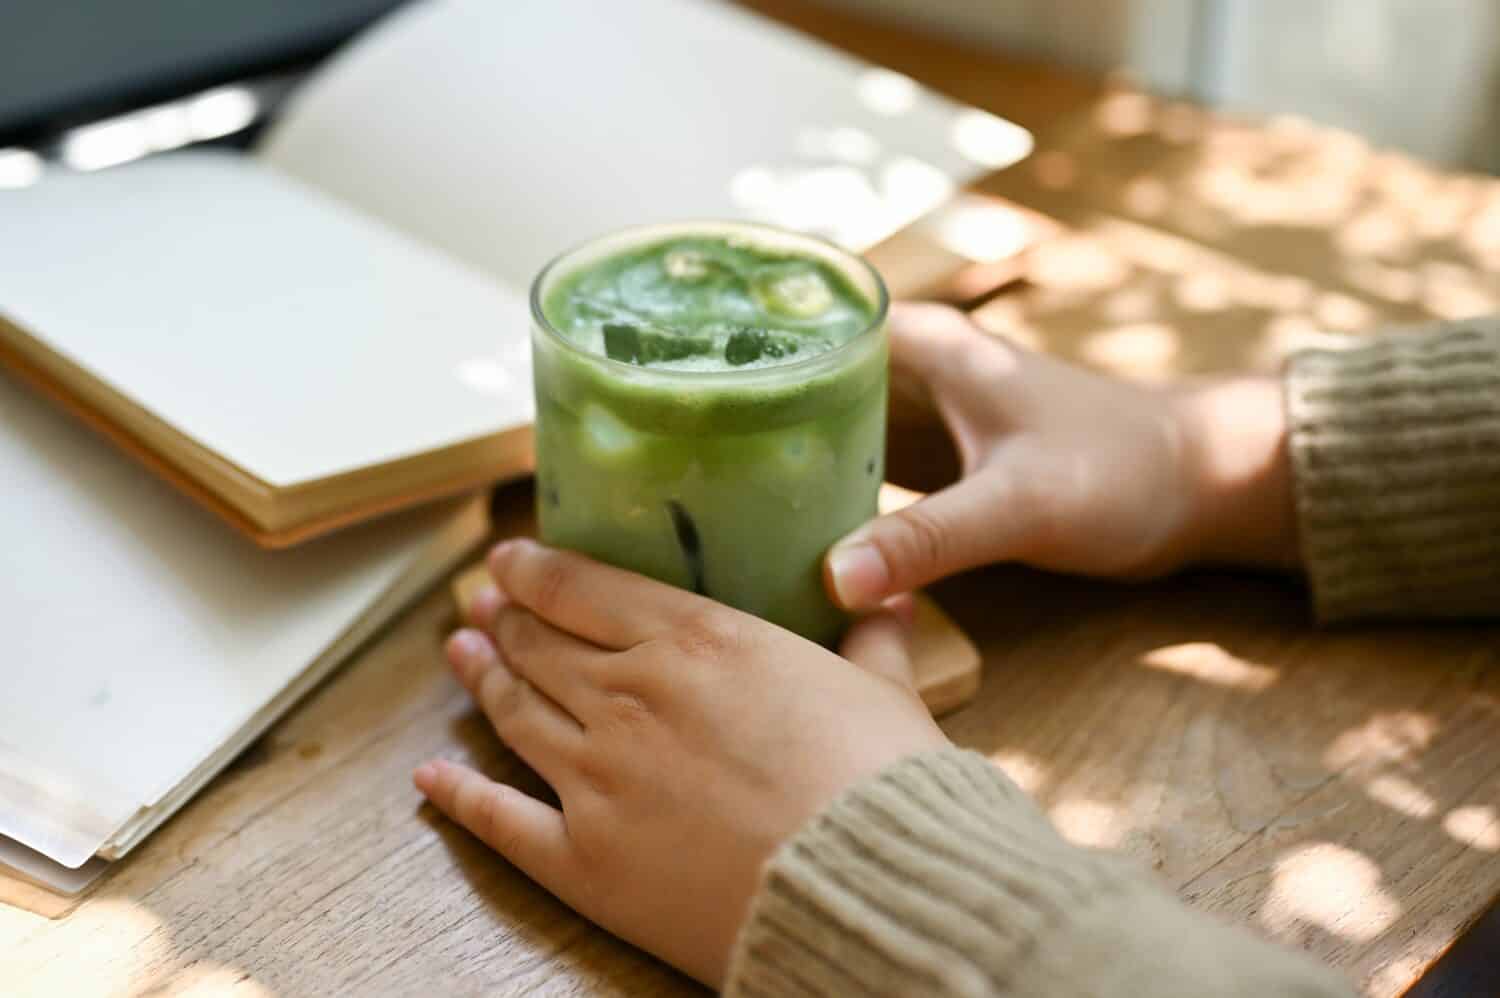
0;0;1026;548
0;0;1024;892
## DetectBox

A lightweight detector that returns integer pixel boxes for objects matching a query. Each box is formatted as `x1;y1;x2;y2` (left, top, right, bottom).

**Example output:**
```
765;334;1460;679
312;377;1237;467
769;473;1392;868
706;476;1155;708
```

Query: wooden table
6;4;1500;996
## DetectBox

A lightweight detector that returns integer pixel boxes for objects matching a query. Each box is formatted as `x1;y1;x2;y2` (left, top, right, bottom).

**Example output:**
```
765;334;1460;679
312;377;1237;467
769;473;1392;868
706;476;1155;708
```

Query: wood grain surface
5;4;1500;997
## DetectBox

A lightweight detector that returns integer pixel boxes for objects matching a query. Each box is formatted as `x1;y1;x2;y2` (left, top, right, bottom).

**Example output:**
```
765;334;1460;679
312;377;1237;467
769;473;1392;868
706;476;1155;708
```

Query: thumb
839;600;915;690
825;467;1025;611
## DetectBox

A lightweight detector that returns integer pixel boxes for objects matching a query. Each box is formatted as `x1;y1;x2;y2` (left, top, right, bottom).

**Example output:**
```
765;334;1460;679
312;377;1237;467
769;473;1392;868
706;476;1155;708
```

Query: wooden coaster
450;566;981;717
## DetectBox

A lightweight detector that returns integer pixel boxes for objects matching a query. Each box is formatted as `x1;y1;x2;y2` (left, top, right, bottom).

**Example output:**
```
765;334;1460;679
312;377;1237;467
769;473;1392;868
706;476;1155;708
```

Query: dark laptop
0;0;409;147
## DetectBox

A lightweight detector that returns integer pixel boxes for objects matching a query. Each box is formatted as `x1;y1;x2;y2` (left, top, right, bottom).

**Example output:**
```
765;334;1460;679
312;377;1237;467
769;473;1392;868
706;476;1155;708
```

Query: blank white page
260;0;1029;287
0;369;457;868
0;151;533;490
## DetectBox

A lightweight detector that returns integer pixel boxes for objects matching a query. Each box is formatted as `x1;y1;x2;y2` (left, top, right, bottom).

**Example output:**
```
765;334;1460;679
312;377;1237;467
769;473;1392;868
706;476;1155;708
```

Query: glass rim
528;219;890;382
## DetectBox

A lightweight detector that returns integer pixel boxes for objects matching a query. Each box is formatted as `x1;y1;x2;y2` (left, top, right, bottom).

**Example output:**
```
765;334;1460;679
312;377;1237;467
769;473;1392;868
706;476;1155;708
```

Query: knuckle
603;690;653;728
672;609;741;660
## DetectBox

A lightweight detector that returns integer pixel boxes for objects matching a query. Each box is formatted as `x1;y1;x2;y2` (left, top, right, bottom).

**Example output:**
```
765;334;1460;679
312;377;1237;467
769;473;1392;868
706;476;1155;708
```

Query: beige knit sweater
726;318;1500;997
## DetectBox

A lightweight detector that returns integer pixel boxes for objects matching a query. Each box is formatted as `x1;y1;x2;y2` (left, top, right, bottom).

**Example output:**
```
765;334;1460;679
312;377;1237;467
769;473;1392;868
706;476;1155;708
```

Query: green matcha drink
530;221;888;644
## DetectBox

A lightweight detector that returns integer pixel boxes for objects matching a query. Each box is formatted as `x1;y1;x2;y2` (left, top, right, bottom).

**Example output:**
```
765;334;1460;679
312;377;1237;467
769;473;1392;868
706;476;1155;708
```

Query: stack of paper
0;370;488;890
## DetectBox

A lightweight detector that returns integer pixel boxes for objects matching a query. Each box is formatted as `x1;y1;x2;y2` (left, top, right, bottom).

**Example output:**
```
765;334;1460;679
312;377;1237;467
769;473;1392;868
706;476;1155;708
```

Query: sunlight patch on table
1049;798;1122;849
1093;92;1152;137
969;298;1045;352
990;750;1046;795
1342;258;1420;303
1139;643;1276;692
1362;773;1437;819
1336;207;1412;258
1461;195;1500;263
1443;804;1500;852
1324;711;1437;772
1264;843;1400;942
1420;259;1499;318
1122;176;1169;218
1080;323;1180;381
1029;237;1132;293
1100;286;1158;323
1173;272;1231;312
1313;291;1376;331
14;898;171;993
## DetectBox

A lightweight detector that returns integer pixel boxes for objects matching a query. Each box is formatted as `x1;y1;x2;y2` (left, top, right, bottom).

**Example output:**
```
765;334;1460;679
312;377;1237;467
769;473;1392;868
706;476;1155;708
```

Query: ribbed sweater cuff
1285;317;1500;622
723;749;1115;998
725;749;1355;998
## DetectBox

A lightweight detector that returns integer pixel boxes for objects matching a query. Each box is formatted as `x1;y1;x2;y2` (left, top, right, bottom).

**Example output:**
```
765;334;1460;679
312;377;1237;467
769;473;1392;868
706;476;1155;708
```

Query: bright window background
820;0;1500;172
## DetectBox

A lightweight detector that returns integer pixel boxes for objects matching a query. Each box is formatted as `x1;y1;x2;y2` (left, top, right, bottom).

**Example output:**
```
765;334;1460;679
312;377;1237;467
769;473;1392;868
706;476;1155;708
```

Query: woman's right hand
825;303;1300;611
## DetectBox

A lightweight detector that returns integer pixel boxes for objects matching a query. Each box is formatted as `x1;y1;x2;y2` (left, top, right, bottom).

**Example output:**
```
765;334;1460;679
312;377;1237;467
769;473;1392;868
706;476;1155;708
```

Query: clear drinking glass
529;221;889;644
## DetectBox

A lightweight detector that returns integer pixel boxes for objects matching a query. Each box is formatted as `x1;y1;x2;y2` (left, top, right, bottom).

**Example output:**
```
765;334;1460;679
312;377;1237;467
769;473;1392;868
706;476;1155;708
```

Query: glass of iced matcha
529;221;888;644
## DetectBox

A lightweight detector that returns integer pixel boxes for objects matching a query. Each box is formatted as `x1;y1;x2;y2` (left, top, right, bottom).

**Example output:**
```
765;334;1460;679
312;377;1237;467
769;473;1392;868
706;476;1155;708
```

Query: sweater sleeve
1285;316;1500;622
725;749;1353;998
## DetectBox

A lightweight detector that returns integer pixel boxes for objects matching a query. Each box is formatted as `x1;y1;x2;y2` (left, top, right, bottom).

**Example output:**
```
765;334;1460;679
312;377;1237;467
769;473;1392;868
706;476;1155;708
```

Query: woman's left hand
413;539;948;989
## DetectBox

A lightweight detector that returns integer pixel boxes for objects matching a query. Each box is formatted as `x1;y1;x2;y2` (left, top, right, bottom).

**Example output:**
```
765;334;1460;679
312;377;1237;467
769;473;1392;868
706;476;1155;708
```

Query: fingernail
470;583;507;617
445;629;489;670
827;542;889;610
486;539;517;573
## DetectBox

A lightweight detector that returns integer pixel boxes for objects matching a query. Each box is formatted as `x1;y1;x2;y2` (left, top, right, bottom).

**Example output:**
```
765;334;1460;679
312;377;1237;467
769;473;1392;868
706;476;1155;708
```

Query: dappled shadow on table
930;561;1500;996
969;89;1500;383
